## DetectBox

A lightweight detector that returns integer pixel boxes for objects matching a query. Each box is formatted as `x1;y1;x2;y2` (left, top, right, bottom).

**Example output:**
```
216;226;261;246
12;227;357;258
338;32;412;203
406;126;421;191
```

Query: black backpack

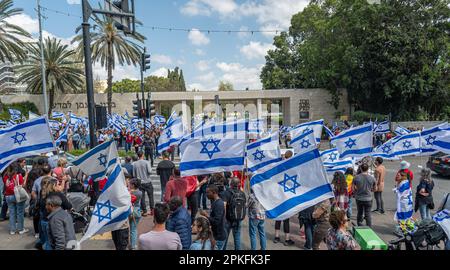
227;189;247;222
410;220;446;247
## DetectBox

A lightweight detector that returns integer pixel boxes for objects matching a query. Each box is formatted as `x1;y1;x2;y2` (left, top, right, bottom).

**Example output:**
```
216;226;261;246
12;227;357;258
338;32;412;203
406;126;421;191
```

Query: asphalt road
0;156;448;250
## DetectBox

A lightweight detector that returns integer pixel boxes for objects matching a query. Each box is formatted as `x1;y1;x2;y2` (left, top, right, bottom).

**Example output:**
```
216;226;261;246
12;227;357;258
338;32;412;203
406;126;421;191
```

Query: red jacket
3;174;24;196
164;176;187;206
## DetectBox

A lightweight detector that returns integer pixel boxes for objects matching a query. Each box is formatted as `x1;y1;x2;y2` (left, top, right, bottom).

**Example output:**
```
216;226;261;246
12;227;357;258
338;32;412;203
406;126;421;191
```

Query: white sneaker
34;233;40;239
18;228;29;235
10;231;16;235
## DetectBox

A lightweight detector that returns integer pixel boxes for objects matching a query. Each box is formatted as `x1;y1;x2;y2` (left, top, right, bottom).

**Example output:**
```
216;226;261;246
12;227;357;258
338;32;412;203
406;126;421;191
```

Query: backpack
410;220;446;247
227;189;247;222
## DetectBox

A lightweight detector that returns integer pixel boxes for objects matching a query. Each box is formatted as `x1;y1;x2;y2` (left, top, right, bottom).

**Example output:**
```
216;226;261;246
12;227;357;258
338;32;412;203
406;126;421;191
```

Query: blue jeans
445;239;450;250
198;185;208;209
6;195;25;232
215;240;225;250
125;143;131;152
419;204;432;220
303;222;314;249
39;220;52;250
224;221;241;250
347;197;353;218
129;211;141;249
249;218;266;250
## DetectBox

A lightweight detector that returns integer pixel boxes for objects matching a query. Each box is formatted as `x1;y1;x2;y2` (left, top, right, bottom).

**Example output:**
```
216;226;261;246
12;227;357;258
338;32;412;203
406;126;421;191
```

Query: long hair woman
190;216;216;250
332;172;349;212
3;162;27;235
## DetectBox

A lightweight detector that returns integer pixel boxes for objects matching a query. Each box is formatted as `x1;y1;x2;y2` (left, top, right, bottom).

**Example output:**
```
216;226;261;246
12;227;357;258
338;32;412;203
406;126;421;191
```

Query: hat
400;161;410;170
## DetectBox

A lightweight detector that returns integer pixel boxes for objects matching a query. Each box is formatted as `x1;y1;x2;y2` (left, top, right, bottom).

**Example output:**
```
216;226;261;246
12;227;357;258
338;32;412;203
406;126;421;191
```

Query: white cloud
93;64;140;82
181;0;238;17
237;26;251;39
240;41;274;60
188;29;210;46
195;60;210;71
196;72;215;82
152;54;173;65
67;0;81;4
195;49;205;56
216;62;262;90
187;83;207;91
5;14;39;34
150;67;169;78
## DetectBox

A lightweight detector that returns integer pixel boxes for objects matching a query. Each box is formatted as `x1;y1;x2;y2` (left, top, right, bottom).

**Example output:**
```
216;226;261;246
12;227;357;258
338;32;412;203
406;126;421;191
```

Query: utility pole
37;0;49;116
81;0;97;149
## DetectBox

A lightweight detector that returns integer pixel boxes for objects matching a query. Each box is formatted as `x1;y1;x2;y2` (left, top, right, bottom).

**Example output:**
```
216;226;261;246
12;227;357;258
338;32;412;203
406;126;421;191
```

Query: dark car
427;152;450;177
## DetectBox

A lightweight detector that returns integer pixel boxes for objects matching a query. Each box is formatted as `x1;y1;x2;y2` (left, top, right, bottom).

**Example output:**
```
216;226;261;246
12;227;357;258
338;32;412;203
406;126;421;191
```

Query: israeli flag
320;148;354;175
0;117;56;173
320;148;341;165
374;121;390;134
72;140;119;181
330;123;373;159
390;131;421;158
79;163;131;244
179;120;247;177
324;125;335;139
250;148;333;220
371;138;400;160
394;180;414;222
433;210;450;239
69;112;84;125
419;123;449;155
248;119;266;136
153;114;166;125
48;120;61;130
0;119;7;126
427;123;450;155
289;130;317;155
55;124;69;146
157;113;185;153
394;125;411;136
51;111;65;119
325;159;354;176
246;132;281;173
290;120;324;143
8;109;21;121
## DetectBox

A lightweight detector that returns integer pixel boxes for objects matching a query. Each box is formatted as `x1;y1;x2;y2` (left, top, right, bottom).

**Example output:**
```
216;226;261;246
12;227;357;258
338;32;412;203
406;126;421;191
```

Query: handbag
13;175;29;203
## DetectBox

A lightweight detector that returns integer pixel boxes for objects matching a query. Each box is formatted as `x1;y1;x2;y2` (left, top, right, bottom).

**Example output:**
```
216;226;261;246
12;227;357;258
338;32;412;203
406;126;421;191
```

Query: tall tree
16;37;84;114
72;14;145;114
0;0;31;63
218;81;234;91
261;0;450;121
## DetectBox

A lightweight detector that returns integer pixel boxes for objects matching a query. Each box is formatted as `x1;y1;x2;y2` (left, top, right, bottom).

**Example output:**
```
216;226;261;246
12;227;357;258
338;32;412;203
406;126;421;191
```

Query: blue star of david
425;135;436;146
252;149;265;162
92;200;116;222
403;140;412;149
11;132;27;145
381;144;392;154
300;139;311;149
166;129;172;138
344;138;357;149
200;138;221;159
329;152;338;162
278;173;301;194
98;153;108;167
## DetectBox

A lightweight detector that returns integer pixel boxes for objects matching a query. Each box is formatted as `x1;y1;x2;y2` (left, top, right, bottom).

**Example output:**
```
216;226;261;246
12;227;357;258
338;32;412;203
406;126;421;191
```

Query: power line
40;5;285;35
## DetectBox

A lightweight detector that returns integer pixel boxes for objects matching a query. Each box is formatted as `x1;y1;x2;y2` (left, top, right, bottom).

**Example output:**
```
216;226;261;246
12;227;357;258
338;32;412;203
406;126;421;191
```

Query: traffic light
113;0;129;12
109;0;134;34
146;99;156;118
141;52;151;72
132;99;142;118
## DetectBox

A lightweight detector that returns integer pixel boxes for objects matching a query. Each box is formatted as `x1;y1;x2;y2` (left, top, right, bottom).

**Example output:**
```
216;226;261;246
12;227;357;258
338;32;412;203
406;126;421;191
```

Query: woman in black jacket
415;168;434;221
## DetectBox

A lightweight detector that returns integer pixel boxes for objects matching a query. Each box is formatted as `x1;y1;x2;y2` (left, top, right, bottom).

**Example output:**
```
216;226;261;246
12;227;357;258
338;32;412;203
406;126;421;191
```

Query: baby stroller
67;192;91;234
388;219;447;250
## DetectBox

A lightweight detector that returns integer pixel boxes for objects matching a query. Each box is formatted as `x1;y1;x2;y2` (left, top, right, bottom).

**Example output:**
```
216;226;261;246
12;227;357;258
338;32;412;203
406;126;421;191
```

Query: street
1;155;448;250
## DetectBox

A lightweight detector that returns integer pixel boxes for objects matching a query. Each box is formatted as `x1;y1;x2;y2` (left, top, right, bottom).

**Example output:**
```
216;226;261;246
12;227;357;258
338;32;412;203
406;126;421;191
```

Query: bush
352;111;387;124
68;149;88;156
118;150;136;158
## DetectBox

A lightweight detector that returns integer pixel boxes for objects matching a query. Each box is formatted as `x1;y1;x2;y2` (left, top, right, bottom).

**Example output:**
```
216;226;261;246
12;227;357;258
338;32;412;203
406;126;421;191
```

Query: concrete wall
392;121;445;130
0;88;350;126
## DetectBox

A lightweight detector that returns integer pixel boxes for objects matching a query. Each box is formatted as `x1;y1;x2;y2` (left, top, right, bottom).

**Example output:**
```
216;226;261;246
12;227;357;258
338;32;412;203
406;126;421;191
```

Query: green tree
16;37;84;114
112;78;140;93
72;14;145;114
0;0;31;63
218;81;234;91
261;0;450;121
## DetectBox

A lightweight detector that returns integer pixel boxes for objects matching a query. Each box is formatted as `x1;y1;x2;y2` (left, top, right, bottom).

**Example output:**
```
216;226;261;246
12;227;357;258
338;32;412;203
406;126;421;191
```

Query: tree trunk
48;87;54;116
107;42;113;114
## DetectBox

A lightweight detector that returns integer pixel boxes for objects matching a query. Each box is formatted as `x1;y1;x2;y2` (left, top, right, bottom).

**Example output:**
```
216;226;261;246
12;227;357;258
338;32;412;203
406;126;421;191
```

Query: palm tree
72;14;145;114
15;37;84;114
0;0;31;63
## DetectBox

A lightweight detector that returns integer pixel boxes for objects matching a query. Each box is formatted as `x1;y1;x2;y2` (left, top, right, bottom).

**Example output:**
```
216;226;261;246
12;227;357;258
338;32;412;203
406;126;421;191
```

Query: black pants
145;150;154;167
187;191;199;224
275;219;290;233
73;141;79;150
198;184;208;209
1;197;8;219
140;182;154;212
111;228;129;250
356;200;372;227
374;191;384;211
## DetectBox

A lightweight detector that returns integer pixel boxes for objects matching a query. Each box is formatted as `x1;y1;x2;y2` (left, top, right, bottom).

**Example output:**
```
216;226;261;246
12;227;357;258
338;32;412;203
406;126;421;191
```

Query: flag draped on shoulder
72;140;118;181
0;117;56;173
79;163;131;243
250;148;333;220
394;180;414;222
179;119;247;177
289;120;324;143
157;112;185;153
289;129;317;155
246;132;281;173
330;123;373;159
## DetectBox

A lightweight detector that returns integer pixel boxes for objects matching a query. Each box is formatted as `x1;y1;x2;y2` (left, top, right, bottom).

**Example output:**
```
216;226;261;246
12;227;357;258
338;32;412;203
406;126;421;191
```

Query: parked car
427;152;450;177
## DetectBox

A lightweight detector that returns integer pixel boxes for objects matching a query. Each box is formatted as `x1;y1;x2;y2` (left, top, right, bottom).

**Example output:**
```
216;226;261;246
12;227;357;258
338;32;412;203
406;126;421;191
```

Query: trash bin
353;226;388;250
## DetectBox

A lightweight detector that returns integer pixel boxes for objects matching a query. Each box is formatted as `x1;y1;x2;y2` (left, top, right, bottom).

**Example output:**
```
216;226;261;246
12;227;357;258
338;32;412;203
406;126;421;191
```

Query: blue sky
9;0;310;90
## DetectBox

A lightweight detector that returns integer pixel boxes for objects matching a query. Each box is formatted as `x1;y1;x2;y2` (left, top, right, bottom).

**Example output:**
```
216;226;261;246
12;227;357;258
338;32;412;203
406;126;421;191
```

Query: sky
8;0;310;91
